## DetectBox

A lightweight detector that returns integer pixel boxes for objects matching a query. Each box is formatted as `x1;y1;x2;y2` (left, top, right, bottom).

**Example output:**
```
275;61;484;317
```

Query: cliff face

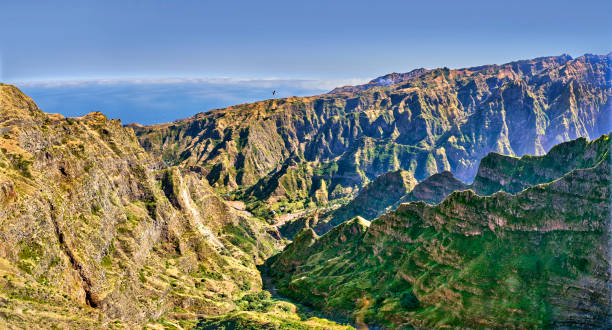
265;139;611;328
0;85;284;327
280;135;610;239
133;54;611;213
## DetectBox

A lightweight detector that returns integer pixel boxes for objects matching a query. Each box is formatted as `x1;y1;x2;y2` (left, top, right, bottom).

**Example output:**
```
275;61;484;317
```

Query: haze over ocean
16;79;352;125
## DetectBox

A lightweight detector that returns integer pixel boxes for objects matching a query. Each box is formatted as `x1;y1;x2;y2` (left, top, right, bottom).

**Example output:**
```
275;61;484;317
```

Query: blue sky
1;0;610;124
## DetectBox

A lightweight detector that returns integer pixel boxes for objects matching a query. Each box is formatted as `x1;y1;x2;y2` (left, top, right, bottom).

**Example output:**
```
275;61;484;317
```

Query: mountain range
280;133;611;238
132;53;611;221
265;133;611;328
0;53;610;328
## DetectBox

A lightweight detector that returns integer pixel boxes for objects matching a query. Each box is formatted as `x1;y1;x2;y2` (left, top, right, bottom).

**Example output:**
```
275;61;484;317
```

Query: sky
1;0;611;124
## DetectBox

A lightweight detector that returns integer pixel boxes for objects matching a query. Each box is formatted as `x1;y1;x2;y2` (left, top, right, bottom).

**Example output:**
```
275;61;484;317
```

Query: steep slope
281;135;610;239
396;133;611;205
471;133;611;195
279;170;416;239
133;54;611;213
327;170;417;223
0;84;296;328
396;170;468;205
265;146;611;328
396;133;611;206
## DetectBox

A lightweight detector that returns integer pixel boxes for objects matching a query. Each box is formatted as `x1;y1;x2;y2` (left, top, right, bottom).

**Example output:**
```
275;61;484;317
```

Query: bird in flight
272;90;277;96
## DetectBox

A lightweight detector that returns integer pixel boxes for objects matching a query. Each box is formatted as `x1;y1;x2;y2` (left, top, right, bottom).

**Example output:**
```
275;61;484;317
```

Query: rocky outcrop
133;54;611;213
0;85;283;328
265;138;611;328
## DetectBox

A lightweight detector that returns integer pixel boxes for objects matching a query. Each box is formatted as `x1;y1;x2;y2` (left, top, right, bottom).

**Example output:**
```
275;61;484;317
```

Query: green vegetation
1;54;611;329
471;134;611;195
194;294;353;330
11;153;33;178
192;263;223;281
237;291;274;312
223;223;257;254
266;148;611;328
279;169;418;239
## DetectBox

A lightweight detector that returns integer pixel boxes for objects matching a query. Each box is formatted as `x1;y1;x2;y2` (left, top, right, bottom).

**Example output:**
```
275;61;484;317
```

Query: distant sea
17;80;330;125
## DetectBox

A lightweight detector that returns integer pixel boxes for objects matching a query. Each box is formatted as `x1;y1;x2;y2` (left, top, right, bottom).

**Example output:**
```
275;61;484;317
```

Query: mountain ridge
133;53;611;220
1;52;610;328
265;137;611;328
278;133;610;238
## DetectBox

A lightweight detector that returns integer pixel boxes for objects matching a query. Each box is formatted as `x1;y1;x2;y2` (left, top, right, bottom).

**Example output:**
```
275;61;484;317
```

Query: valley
0;52;611;328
